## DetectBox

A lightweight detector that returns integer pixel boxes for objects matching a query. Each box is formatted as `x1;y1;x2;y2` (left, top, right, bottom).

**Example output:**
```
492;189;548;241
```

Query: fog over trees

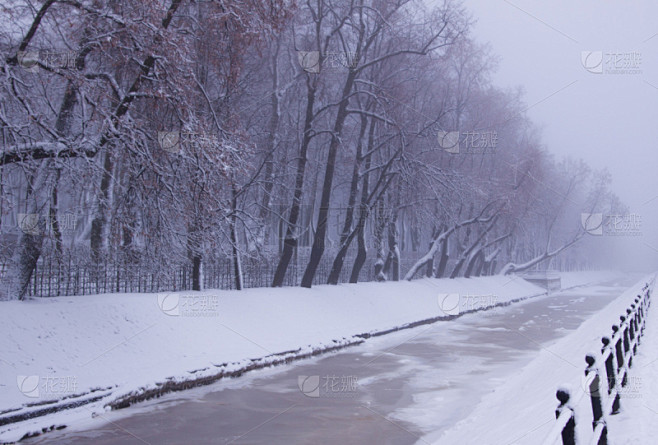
0;0;623;300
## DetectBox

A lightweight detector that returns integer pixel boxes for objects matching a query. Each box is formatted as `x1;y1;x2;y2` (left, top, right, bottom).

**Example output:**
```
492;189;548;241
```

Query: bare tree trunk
4;163;51;300
12;229;44;300
405;205;498;281
450;216;497;279
186;221;203;291
49;168;63;258
385;214;400;281
465;233;510;278
349;122;375;283
272;78;317;287
350;211;368;283
473;251;486;277
302;71;357;288
327;115;368;284
191;256;202;291
230;185;243;290
257;39;281;248
3;60;82;300
435;234;450;278
464;249;483;278
373;200;387;281
90;148;114;268
425;226;442;277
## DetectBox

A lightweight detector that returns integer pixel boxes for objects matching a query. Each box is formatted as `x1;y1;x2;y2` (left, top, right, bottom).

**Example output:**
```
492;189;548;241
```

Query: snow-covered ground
417;272;655;444
606;279;658;443
0;271;615;442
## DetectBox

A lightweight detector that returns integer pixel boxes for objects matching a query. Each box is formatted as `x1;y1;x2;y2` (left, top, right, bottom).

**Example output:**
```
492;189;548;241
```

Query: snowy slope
606;279;658;443
415;273;655;445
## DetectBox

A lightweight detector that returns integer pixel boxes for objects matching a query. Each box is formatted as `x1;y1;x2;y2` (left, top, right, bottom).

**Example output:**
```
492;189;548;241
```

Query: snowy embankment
606;279;658;443
0;272;611;442
416;272;655;445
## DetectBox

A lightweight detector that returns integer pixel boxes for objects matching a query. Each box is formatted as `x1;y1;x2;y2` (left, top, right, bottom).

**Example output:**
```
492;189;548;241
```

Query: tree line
0;0;621;300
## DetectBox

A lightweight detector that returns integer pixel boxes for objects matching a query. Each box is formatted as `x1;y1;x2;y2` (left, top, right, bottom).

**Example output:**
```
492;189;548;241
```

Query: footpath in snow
419;272;656;445
606;277;658;443
0;271;611;442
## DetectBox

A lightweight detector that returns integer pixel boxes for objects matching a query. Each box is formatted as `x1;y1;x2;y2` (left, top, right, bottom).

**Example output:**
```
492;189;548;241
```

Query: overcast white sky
462;0;658;270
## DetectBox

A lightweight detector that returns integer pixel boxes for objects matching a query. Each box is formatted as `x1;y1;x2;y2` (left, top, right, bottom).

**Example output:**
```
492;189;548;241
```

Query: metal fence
20;250;427;298
542;279;653;445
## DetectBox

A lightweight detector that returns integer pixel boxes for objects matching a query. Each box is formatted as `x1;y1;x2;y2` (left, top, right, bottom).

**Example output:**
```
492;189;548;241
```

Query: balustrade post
556;389;576;445
584;354;607;445
600;337;620;415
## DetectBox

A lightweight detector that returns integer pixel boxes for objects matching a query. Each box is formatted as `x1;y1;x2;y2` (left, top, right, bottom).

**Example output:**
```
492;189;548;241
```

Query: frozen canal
30;277;637;444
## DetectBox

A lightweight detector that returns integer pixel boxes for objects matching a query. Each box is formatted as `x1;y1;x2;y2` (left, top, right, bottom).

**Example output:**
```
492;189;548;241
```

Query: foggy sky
463;0;658;271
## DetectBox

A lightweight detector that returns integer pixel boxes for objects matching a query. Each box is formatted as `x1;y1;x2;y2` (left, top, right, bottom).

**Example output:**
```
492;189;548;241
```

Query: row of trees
0;0;621;300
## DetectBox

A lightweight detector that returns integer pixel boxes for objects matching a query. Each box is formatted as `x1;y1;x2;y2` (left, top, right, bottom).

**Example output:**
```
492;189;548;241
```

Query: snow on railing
542;279;653;445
